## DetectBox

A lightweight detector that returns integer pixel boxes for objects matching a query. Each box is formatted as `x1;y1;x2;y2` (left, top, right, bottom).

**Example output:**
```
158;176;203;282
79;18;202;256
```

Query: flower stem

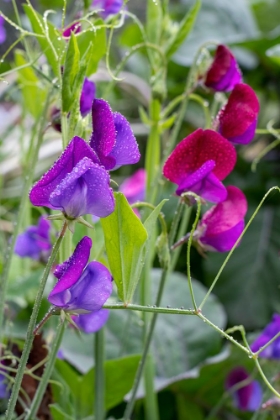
94;328;105;420
24;320;65;420
5;222;67;420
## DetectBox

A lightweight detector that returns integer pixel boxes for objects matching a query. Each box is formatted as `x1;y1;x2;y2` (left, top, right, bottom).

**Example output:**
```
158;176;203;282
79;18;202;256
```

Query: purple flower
217;83;260;145
90;99;140;171
72;308;110;333
204;45;242;92
251;314;280;358
91;0;123;19
29;136;115;219
80;78;96;118
0;365;9;399
119;169;146;204
0;16;6;45
226;367;262;411
197;186;247;252
48;236;113;313
14;217;52;260
163;129;236;203
62;21;81;38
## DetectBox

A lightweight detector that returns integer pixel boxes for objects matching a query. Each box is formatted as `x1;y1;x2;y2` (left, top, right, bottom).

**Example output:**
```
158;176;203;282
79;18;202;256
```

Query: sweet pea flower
29;136;115;219
204;45;242;92
80;78;96;117
48;237;113;313
119;169;146;204
226;367;262;411
91;0;123;19
72;309;110;333
251;314;280;358
163;129;236;203
14;217;52;261
197;186;247;252
62;22;81;38
0;16;6;45
217;83;260;145
90;99;140;171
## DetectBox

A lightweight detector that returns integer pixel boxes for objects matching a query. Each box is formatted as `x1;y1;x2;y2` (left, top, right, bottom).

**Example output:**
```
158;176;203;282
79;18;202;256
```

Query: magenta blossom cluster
251;314;280;358
49;237;112;325
15;217;52;261
226;367;262;411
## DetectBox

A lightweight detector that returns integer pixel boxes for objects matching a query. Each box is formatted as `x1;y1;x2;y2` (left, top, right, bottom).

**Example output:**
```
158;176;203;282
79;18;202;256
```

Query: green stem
25;321;65;420
5;222;67;420
94;328;105;420
103;303;195;315
0;92;52;340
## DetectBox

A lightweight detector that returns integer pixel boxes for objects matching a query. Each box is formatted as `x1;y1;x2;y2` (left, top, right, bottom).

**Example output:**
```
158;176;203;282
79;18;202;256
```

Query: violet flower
80;78;96;118
204;45;242;92
14;217;52;261
91;0;123;19
163;128;236;203
0;16;6;45
72;309;110;333
218;83;260;145
251;314;280;358
0;365;9;399
29;136;115;219
226;367;262;411
197;186;247;252
62;22;81;38
90;99;140;171
48;236;113;313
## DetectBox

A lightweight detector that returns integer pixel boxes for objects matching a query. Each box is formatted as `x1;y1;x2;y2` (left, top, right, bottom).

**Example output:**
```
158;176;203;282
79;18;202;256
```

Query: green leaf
62;33;80;112
101;192;148;303
146;0;163;45
266;44;280;65
139;105;151;126
49;405;75;420
165;0;201;58
23;4;65;76
76;24;106;76
14;50;47;118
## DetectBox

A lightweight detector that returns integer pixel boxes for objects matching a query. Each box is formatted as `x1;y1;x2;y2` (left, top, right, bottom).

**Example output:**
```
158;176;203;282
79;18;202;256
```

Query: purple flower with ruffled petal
251;314;280;358
90;99;140;171
80;78;96;117
92;0;123;19
205;45;242;92
14;217;52;261
48;236;113;313
226;367;262;411
72;308;110;333
197;186;247;252
29;136;115;219
0;16;6;45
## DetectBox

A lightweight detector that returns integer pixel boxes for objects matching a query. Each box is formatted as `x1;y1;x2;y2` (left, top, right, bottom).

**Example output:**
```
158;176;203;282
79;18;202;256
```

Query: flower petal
80;78;96;117
251;314;280;358
119;169;146;204
90;99;116;160
73;309;110;333
92;0;123;19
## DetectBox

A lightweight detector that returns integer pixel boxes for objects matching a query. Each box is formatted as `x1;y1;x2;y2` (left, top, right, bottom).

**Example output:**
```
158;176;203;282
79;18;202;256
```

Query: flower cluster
163;44;260;253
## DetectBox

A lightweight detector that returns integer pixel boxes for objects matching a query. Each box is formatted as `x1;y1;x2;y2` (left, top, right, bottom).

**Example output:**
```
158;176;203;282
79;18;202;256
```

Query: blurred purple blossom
0;16;6;44
14;217;52;261
119;169;146;204
80;78;96;117
90;99;140;171
204;45;242;92
0;362;9;399
91;0;123;19
72;309;110;333
198;186;247;252
29;136;115;219
48;237;113;314
251;314;280;358
226;367;262;411
62;21;81;38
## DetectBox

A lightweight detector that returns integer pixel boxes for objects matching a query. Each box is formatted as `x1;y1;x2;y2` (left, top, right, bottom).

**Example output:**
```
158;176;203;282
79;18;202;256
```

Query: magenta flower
62;21;81;38
29;136;115;219
226;367;262;411
91;0;123;19
90;99;140;171
0;16;6;44
72;309;110;333
48;237;113;313
163;129;236;203
80;78;96;118
14;217;52;260
119;169;146;204
204;45;242;92
197;186;247;252
251;314;280;358
218;83;260;145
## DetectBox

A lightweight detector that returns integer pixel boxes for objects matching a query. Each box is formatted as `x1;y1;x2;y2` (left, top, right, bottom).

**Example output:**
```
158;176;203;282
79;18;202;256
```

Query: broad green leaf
165;0;201;58
14;50;47;118
101;192;148;303
23;4;65;76
62;33;80;112
77;23;106;76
